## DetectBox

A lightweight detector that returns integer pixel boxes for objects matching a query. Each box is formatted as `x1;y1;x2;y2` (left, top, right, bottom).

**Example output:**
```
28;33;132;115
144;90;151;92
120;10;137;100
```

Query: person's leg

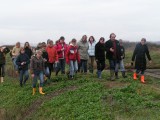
120;60;127;78
19;70;24;87
55;60;61;76
140;70;145;83
23;70;29;85
39;71;45;94
90;56;95;73
61;59;65;74
32;72;38;95
0;64;5;82
84;60;88;73
96;60;101;78
115;62;119;79
69;61;74;79
109;60;115;80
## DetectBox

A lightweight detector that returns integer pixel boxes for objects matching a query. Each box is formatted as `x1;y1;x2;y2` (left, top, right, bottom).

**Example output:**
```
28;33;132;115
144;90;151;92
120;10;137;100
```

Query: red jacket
66;44;80;64
55;42;68;59
46;46;58;63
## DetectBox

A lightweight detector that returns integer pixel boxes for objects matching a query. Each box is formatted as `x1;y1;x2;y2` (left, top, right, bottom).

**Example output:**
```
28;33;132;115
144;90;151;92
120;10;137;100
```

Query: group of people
0;33;152;95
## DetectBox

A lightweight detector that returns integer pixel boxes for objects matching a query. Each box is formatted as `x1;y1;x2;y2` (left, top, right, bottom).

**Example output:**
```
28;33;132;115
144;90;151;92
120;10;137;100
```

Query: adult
16;47;30;87
105;33;122;80
30;50;45;95
88;36;96;73
66;39;80;79
95;37;105;79
131;38;152;83
77;35;89;74
0;46;10;83
12;42;21;73
115;39;127;78
24;42;33;59
46;40;59;79
55;36;67;75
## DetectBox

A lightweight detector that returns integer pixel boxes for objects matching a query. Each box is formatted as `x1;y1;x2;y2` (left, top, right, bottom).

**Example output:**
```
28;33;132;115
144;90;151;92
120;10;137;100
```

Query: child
66;39;80;79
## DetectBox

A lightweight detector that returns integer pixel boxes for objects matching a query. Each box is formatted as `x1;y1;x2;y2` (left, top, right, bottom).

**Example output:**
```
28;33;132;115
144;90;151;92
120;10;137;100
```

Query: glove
131;62;133;66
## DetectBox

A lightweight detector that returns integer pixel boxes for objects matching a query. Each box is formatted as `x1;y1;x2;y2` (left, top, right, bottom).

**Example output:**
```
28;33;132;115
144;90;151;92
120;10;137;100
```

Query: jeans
19;70;29;86
13;57;18;71
80;59;88;73
44;67;50;78
115;60;125;72
136;69;145;75
109;60;119;71
96;60;105;71
32;71;44;88
69;60;78;76
0;64;5;77
57;59;65;74
48;63;55;78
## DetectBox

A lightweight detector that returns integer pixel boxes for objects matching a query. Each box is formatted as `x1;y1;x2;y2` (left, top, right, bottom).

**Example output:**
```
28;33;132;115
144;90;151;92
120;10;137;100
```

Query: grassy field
0;50;160;120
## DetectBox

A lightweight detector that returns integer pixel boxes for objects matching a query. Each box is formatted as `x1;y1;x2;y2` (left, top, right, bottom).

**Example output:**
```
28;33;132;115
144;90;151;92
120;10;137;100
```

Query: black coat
95;42;105;61
16;53;30;71
132;43;151;70
25;47;32;59
0;47;10;65
105;39;122;60
42;50;49;68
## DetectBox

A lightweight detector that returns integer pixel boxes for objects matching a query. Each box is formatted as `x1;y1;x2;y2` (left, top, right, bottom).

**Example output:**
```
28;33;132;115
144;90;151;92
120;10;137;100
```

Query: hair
99;37;105;42
109;33;116;38
59;36;65;40
71;38;77;42
141;38;146;42
24;42;31;49
16;42;20;47
88;36;95;42
41;42;47;47
81;35;87;41
19;47;25;54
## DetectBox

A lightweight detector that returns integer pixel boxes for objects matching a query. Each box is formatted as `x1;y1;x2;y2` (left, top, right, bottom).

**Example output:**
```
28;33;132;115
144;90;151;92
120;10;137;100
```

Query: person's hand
110;48;114;52
131;61;134;66
149;60;152;64
31;74;34;78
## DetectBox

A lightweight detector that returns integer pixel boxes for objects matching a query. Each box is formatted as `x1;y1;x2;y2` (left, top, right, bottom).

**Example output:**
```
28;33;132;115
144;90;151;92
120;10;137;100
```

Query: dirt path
19;85;78;120
145;69;160;79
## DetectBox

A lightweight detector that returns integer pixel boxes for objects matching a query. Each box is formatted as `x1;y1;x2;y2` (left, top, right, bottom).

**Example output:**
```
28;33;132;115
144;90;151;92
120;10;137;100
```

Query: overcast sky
0;0;160;45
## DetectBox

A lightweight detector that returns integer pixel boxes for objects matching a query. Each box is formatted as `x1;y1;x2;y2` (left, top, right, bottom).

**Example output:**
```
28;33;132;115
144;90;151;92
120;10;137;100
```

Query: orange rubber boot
133;73;137;80
141;75;145;83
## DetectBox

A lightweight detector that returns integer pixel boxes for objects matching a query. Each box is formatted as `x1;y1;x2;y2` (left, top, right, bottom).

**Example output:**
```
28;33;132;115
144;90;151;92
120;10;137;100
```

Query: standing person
30;50;45;95
105;33;122;80
88;36;96;73
115;39;127;78
131;38;152;83
41;42;50;82
12;42;21;73
46;40;59;79
66;39;80;79
16;48;30;87
0;46;10;83
55;36;67;75
95;37;106;79
24;42;33;59
77;35;89;74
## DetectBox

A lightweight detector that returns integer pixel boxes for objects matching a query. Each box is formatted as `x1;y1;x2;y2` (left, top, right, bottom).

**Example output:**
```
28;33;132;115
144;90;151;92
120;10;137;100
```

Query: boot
133;72;137;80
110;70;115;81
1;77;4;83
141;75;145;83
32;88;36;95
122;71;127;78
39;87;45;95
115;72;119;79
97;70;101;79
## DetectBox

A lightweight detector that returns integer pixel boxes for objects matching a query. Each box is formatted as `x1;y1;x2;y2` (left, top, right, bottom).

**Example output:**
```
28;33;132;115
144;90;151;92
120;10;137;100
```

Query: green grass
1;51;160;120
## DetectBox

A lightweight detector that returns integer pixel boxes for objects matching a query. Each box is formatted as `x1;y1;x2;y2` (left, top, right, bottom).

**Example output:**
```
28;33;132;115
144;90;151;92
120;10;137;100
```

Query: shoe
39;87;45;95
32;88;36;95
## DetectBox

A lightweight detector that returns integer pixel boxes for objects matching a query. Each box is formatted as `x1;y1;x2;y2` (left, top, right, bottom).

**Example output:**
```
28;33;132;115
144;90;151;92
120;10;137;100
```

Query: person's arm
145;45;151;61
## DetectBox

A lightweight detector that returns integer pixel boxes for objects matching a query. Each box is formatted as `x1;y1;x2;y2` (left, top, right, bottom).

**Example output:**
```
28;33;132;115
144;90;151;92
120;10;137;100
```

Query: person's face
21;49;25;54
100;39;104;44
49;42;53;47
17;43;20;48
60;39;64;43
37;51;42;58
110;34;116;40
89;37;94;42
83;35;87;42
25;43;29;46
141;40;145;45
